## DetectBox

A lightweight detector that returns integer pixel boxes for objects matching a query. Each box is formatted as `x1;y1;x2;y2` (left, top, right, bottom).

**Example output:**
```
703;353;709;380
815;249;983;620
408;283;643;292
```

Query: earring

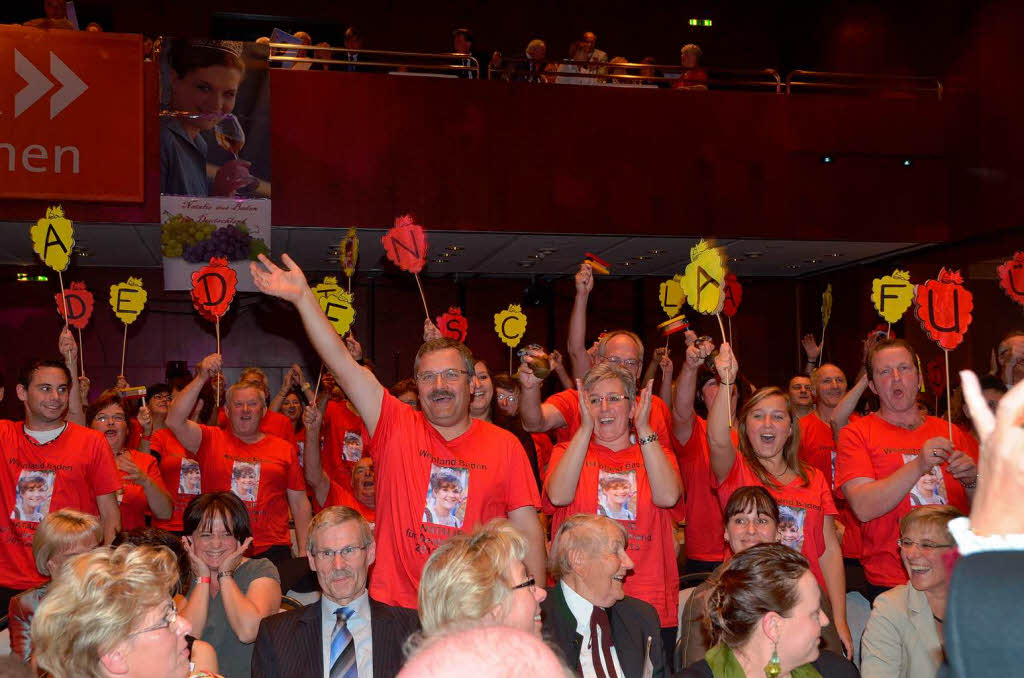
764;639;781;678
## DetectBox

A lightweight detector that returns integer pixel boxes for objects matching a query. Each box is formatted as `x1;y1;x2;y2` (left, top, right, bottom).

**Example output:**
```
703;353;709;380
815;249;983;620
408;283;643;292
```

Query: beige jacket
861;584;943;678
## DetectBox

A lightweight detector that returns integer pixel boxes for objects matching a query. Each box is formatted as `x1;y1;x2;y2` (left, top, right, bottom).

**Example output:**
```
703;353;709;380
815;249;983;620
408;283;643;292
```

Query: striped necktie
329;606;357;678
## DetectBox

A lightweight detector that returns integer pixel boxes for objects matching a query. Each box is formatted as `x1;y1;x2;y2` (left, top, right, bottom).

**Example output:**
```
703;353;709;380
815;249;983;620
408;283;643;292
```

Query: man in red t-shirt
167;355;313;563
215;366;294;440
0;352;121;610
251;254;544;610
836;339;978;600
301;404;376;526
800;362;863;561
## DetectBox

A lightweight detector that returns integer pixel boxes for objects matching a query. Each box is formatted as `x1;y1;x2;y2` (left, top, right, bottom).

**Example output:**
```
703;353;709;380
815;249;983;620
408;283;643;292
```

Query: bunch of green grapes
161;215;215;258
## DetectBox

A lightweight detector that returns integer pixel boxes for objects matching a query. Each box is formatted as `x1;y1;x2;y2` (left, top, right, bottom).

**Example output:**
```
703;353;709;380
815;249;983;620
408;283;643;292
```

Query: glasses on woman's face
95;414;126;424
511;576;536;591
129;601;177;637
588;394;627;406
896;538;955;551
149;394;172;404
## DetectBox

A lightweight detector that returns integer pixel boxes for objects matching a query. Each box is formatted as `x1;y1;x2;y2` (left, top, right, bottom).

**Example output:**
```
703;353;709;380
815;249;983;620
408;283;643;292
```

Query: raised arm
251;254;384;436
656;349;674;408
567;262;593;379
634;379;682;507
801;334;821;376
269;366;298;412
301;405;331;506
708;343;739;482
671;332;710;446
517;348;568;433
831;330;884;435
545;382;594;505
287;489;312;557
549;350;574;391
59;328;85;426
166;355;219;453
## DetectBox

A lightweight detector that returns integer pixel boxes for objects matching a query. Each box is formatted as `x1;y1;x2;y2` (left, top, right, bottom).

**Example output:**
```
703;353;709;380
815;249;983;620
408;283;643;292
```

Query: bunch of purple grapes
183;225;252;263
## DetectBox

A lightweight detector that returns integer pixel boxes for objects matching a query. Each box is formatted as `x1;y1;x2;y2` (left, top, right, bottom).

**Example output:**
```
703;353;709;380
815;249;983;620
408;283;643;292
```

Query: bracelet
719;381;735;386
216;570;234;580
638;432;659;445
194;576;211;585
961;476;978;489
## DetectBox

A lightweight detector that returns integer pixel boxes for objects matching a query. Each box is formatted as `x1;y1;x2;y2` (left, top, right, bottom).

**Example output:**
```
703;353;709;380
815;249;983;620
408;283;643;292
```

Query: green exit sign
689;18;713;26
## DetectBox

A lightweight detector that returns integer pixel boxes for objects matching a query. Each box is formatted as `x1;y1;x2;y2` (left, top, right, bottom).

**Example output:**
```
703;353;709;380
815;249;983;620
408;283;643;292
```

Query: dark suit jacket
941;551;1024;678
251;596;420;678
541;583;664;678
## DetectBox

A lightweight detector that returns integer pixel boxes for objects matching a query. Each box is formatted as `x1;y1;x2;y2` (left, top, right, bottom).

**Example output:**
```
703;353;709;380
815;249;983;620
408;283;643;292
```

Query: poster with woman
423;466;468;528
597;470;637;521
10;470;55;523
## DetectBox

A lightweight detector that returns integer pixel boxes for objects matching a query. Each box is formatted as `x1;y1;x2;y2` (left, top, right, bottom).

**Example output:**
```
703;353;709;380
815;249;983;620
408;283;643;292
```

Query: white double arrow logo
14;49;89;119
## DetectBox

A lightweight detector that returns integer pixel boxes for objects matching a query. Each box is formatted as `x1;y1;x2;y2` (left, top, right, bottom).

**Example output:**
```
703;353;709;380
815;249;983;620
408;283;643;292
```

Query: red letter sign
55;281;94;329
437;306;469;342
997;252;1024;309
913;268;973;351
191;257;238;321
723;273;743;318
382;214;428;274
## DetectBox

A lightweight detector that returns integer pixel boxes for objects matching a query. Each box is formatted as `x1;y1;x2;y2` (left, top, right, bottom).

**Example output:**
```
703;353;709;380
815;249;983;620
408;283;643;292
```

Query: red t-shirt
196;426;305;553
715;455;837;591
0;421;120;590
321;400;369;489
116;449;167;532
127;417;143;451
532;432;555;478
670;416;728;563
543;440;681;627
544;389;673;446
799;412;862;558
149;428;201;533
836;414;974;587
217;408;295;441
316;478;376;528
367;391;541;609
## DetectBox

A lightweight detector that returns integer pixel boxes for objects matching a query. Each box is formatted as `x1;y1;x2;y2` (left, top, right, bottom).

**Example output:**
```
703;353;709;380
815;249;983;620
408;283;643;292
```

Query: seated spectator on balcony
23;0;73;29
312;42;334;71
557;40;601;86
499;39;556;83
640;56;668;87
673;44;709;91
453;28;486;79
579;31;609;66
342;27;368;71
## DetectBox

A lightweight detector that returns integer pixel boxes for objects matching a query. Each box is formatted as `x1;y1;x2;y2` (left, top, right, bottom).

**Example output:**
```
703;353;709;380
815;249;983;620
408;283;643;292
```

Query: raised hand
802;334;821;362
78;375;91;402
633;379;654;431
302;403;322;432
517;346;549;390
250;253;310;304
220;536;254;574
58;327;77;366
550;350;565;372
714;342;739;384
961;370;1024;536
198;354;223;381
576;378;595;432
422;319;442;342
137;404;153;436
686;335;714;369
115;374;130;391
575;261;594;296
345;334;364;361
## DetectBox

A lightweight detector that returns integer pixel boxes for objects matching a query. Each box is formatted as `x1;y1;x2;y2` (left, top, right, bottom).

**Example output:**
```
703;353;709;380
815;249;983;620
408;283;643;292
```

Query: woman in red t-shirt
544;363;682;634
708;343;852;658
87;395;173;532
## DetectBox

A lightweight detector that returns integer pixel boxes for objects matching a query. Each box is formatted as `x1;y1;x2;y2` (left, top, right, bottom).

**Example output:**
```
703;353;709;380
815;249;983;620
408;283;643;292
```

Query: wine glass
214;114;260;195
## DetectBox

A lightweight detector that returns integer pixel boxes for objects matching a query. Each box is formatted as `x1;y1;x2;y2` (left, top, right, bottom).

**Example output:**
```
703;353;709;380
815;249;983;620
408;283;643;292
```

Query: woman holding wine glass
161;40;255;197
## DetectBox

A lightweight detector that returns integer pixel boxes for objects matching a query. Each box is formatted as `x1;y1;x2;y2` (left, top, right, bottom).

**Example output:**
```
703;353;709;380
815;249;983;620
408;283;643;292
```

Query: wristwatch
217;570;235;581
638;432;659;445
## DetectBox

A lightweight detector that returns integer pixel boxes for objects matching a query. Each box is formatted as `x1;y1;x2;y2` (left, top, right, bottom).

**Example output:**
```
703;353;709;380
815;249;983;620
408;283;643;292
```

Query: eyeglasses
602;357;641;369
130;601;177;637
94;414;126;424
588;394;627;406
314;545;368;561
511;577;536;591
416;369;471;384
149;395;171;403
896;538;955;551
496;394;518;403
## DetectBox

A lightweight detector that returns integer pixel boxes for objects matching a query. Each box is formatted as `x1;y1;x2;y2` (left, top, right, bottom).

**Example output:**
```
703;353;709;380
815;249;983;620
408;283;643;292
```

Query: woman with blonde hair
417;518;546;636
8;509;103;661
31;544;208;678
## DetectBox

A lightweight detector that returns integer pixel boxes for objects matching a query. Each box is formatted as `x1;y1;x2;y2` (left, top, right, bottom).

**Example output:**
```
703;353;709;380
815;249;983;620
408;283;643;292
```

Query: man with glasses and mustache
253;506;419;678
249;253;544;613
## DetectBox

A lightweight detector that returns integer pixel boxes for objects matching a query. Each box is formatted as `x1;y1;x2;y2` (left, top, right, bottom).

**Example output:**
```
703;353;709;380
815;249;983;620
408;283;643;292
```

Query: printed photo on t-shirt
423;465;468;528
10;469;55;523
179;459;201;495
903;454;948;506
597;469;637;521
778;505;807;552
231;461;261;503
342;431;363;462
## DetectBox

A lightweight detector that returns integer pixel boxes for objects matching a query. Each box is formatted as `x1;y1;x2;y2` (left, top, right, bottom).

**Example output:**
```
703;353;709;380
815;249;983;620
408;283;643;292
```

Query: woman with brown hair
708;344;851;657
679;543;856;678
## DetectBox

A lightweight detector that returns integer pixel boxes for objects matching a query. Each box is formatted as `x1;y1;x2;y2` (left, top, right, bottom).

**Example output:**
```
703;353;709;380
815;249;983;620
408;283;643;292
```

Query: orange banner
0;27;143;201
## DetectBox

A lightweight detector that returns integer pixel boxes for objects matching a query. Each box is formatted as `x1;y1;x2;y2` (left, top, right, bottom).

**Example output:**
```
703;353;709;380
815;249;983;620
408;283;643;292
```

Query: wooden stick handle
945;349;953;440
120;324;127;377
414;273;430;319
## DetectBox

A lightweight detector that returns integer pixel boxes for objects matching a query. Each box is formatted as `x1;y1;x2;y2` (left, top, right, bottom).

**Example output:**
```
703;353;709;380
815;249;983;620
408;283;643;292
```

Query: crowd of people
1;251;1022;678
